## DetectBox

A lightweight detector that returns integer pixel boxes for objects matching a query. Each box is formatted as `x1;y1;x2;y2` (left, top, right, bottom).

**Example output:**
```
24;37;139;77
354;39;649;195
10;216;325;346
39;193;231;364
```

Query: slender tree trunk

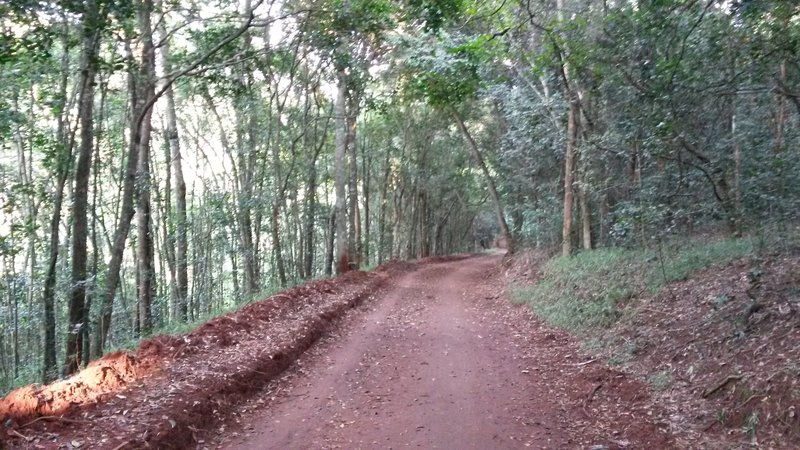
578;177;592;250
774;59;787;153
83;76;108;364
93;53;139;355
160;133;178;320
419;191;430;257
347;107;361;269
392;186;405;259
451;108;514;254
41;16;73;382
377;151;390;264
270;105;288;287
562;98;577;256
334;74;349;274
728;38;742;235
42;148;68;380
405;186;417;259
65;2;100;375
362;137;371;266
13;92;29;379
159;16;189;321
271;199;287;287
234;96;260;295
303;165;317;278
555;0;579;257
325;209;336;276
135;0;157;336
303;137;324;278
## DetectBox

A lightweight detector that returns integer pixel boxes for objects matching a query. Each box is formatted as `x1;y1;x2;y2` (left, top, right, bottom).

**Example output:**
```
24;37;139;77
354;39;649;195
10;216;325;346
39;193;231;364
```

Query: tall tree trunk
334;74;350;274
562;98;578;256
303;134;325;278
270;106;287;287
271;199;287;287
728;36;742;235
325;209;336;276
347;113;360;270
13;91;31;380
377;151;390;264
42;149;69;379
158;13;189;321
362;136;371;267
42;16;73;382
555;0;579;257
774;59;787;153
392;185;405;259
578;176;592;250
84;76;108;365
160;132;178;320
303;165;316;278
235;97;260;295
419;191;430;257
93;38;139;356
451;108;514;254
65;1;100;375
135;0;157;336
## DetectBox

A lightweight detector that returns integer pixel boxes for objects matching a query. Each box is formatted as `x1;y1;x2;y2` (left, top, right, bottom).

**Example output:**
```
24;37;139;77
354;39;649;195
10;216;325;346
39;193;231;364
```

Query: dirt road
216;254;673;449
2;254;673;449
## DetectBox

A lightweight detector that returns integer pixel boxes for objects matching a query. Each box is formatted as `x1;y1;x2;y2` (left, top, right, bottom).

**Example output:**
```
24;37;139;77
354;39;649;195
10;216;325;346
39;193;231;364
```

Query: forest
0;0;797;393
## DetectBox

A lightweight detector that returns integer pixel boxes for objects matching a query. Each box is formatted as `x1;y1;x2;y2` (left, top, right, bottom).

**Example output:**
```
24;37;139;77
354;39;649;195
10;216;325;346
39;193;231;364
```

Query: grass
511;236;757;334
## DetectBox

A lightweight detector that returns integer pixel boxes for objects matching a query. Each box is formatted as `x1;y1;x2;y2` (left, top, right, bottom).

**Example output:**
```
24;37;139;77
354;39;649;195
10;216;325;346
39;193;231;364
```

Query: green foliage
302;0;396;71
402;33;483;107
405;0;464;32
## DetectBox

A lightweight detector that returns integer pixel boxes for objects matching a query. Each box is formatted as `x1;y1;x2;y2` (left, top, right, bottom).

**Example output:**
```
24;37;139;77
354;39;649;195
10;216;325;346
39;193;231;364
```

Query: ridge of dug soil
0;258;434;448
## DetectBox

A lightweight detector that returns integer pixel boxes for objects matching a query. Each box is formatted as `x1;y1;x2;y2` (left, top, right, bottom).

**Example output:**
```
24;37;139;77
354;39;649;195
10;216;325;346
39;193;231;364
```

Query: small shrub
648;370;672;391
607;339;640;366
717;408;730;425
743;411;760;438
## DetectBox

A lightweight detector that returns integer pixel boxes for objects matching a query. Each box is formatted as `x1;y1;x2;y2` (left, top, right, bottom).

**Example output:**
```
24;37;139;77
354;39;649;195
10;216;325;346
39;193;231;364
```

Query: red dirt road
2;254;674;448
215;254;673;449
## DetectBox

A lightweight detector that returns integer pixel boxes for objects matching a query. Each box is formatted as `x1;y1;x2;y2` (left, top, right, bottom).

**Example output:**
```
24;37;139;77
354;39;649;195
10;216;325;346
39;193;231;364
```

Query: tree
157;0;189;321
65;0;102;375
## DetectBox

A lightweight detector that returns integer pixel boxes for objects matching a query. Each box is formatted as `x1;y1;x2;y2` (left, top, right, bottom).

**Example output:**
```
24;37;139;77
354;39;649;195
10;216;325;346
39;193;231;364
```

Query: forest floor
1;253;674;449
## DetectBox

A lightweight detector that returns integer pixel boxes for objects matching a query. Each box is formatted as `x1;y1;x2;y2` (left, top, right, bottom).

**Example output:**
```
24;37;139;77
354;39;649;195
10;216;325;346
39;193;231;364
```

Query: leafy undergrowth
508;237;800;448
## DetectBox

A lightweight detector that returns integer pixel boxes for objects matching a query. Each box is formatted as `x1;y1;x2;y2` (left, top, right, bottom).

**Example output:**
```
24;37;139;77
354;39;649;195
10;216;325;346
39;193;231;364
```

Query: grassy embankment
511;236;760;333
